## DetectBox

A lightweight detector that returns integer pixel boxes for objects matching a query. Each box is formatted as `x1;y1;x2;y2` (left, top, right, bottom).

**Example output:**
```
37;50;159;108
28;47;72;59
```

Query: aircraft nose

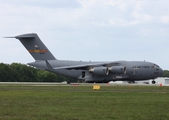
159;68;164;77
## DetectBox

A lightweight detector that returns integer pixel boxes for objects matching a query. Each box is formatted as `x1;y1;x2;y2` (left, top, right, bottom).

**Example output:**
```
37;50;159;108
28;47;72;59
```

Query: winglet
45;60;53;70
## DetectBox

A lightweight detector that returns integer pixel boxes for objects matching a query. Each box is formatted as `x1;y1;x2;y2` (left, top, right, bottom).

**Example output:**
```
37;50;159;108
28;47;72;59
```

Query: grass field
0;84;169;120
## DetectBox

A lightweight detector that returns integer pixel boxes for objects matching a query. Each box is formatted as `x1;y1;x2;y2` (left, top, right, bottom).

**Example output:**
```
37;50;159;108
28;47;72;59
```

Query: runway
0;82;168;86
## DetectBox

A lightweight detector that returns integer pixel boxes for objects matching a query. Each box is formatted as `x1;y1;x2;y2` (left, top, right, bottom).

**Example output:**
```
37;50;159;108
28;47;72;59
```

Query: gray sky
0;0;169;69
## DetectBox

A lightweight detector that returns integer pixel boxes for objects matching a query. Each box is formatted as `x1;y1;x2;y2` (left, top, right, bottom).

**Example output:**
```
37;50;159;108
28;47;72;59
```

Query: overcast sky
0;0;169;69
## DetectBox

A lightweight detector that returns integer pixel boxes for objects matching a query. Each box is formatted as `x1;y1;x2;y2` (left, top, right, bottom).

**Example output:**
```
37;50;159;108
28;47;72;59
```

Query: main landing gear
152;80;156;84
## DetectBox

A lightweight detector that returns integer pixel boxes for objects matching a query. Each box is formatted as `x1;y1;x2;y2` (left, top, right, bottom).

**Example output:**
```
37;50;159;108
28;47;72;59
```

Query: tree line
162;70;169;78
0;63;168;82
0;63;77;82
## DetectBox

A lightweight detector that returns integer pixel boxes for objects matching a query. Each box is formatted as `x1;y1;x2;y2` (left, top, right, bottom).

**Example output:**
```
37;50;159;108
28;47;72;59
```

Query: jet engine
109;66;126;74
89;66;109;76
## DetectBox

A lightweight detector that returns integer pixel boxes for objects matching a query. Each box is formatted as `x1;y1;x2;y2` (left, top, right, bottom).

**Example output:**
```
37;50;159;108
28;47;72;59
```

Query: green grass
0;85;169;120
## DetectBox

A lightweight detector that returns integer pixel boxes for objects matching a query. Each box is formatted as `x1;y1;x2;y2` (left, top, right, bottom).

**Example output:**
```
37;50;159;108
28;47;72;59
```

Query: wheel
152;80;156;84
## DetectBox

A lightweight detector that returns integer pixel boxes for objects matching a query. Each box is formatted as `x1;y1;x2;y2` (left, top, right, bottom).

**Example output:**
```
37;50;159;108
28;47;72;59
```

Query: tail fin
6;33;56;60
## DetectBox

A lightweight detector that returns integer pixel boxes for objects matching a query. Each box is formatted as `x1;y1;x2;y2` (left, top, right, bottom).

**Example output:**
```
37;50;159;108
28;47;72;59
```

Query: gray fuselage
28;60;163;83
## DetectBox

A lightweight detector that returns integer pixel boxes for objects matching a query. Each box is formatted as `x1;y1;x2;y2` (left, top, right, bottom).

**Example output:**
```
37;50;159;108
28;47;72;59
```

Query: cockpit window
152;64;159;68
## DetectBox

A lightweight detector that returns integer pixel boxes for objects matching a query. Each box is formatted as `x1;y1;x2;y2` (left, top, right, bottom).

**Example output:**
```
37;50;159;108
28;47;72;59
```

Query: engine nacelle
109;66;126;74
89;66;109;76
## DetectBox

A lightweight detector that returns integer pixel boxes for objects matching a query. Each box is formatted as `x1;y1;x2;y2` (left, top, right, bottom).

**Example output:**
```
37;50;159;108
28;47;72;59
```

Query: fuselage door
82;71;85;78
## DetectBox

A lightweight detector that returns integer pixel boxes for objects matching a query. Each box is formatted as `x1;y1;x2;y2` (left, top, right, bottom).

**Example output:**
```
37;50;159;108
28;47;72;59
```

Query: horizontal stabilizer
4;33;36;39
4;36;15;38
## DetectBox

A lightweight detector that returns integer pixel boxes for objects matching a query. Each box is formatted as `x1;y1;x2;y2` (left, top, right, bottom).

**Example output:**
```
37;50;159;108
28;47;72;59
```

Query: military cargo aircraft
6;33;163;84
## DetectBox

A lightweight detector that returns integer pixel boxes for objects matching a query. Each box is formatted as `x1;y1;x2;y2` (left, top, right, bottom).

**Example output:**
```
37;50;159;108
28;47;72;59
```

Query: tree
163;70;169;77
0;63;12;82
0;62;76;82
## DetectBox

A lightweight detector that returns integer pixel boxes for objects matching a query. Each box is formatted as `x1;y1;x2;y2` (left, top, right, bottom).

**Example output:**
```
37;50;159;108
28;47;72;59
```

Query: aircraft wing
45;60;120;70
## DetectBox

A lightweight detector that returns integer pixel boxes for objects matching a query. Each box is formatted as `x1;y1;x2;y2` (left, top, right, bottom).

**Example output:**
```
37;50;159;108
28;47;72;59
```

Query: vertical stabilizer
8;33;56;60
